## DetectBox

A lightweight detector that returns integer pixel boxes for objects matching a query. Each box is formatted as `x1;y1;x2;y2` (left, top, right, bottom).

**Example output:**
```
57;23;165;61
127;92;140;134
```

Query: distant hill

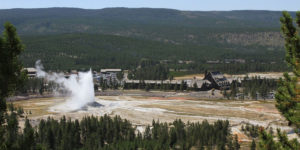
0;8;292;45
0;8;293;72
0;8;289;30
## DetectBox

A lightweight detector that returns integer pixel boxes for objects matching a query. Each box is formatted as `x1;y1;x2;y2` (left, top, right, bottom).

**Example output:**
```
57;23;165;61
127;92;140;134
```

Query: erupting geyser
35;60;95;112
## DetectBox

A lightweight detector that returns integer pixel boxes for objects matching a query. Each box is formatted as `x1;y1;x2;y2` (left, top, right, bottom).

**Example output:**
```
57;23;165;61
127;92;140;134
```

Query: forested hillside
0;8;293;72
20;33;287;72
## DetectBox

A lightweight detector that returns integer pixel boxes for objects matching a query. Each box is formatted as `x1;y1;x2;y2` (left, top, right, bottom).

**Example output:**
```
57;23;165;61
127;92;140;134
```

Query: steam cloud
35;60;95;112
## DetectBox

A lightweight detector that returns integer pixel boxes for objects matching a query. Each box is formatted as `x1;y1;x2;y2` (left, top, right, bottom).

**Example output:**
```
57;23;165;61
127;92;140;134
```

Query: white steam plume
35;60;95;112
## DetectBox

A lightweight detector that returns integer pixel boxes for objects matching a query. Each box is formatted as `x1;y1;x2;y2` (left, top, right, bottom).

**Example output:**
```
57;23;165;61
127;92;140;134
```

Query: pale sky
0;0;299;11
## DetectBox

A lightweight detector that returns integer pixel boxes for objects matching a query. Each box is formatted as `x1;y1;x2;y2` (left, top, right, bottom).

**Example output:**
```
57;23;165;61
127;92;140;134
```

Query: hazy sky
1;0;299;11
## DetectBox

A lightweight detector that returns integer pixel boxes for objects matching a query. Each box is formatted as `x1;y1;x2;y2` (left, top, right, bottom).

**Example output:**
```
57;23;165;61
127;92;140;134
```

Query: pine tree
174;84;178;91
23;118;35;150
6;111;19;149
0;22;26;149
144;125;151;140
259;11;300;146
46;127;55;149
180;80;184;91
233;134;240;150
145;83;150;92
227;135;234;150
251;139;256;150
0;22;26;101
169;127;177;148
193;82;198;91
259;11;300;143
258;129;278;150
275;11;300;130
276;129;299;149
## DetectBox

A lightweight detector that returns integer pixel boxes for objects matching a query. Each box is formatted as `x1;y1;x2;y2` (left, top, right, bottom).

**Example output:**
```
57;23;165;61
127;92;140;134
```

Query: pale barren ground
13;94;298;149
13;96;290;130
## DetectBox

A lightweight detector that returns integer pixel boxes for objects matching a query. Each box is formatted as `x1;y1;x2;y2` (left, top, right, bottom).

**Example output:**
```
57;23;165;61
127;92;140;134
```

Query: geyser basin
35;60;95;112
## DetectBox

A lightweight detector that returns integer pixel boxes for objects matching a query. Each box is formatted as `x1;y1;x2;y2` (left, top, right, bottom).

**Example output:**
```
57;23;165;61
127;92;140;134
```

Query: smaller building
99;69;122;83
70;70;78;75
24;68;37;78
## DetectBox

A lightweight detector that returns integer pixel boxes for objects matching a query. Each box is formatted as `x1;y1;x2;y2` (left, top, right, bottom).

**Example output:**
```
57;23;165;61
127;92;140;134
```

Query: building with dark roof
204;71;230;90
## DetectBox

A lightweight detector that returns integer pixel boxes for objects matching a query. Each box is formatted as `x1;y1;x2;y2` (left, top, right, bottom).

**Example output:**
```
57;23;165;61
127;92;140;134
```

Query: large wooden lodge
203;71;230;90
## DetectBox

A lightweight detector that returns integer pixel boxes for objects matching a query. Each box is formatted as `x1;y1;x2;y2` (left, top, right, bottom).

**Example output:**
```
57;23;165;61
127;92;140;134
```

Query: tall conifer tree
276;11;300;129
259;11;300;150
0;22;26;149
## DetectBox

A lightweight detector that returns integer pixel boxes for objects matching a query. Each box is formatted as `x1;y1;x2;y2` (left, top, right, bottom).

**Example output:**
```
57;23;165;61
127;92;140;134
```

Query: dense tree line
2;108;239;150
241;124;260;138
98;78;120;91
258;128;299;150
17;76;190;94
241;77;277;99
16;78;59;95
19;33;288;74
169;62;289;75
223;77;278;100
128;59;170;80
123;80;190;92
